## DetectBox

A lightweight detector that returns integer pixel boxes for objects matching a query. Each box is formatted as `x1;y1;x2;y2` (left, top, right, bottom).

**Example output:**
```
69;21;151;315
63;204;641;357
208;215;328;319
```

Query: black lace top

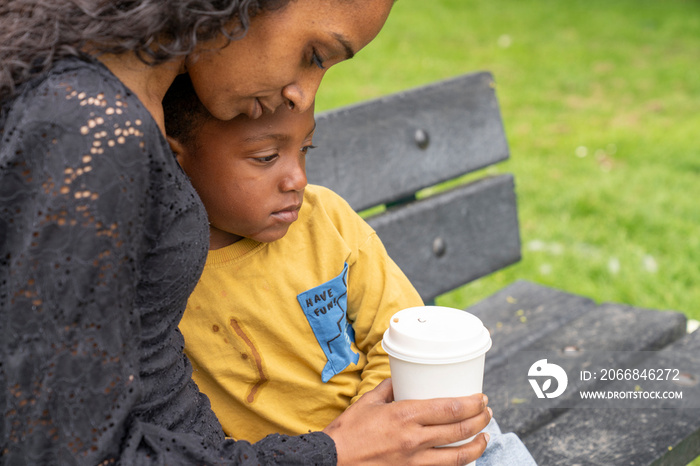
0;56;336;465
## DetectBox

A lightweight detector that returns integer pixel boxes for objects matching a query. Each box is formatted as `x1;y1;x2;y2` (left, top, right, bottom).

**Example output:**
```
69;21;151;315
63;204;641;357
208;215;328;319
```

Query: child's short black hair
163;73;210;147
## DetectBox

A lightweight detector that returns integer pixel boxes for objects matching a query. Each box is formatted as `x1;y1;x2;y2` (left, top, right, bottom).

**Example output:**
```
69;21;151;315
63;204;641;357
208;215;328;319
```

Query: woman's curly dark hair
0;0;290;102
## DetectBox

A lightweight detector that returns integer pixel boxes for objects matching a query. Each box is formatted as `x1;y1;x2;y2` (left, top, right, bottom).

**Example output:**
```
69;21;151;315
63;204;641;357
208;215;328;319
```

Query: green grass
317;0;700;319
316;1;700;463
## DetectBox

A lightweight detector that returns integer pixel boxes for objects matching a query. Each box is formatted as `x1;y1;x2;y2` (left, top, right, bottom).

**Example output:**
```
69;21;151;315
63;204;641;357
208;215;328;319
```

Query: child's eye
311;51;325;70
300;144;317;155
254;154;279;164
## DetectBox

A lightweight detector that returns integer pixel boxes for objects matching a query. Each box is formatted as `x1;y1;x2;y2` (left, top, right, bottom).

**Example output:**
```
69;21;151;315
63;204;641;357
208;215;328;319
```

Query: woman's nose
281;72;323;113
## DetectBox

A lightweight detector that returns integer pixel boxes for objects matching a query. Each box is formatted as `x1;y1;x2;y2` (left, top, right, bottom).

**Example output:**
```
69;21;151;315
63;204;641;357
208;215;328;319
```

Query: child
164;75;424;442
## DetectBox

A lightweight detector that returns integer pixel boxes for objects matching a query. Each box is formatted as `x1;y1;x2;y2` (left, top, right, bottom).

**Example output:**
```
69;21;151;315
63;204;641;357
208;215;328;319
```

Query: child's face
178;106;315;249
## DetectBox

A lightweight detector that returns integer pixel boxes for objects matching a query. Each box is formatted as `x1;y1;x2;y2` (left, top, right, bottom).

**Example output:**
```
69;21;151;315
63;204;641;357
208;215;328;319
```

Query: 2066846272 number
599;368;680;381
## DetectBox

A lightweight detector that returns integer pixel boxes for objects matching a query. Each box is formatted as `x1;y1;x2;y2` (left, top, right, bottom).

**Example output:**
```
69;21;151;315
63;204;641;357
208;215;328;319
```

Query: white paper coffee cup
381;305;491;458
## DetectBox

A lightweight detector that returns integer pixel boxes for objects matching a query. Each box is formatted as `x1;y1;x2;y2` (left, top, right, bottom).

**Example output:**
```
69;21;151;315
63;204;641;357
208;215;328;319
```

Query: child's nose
282;156;307;192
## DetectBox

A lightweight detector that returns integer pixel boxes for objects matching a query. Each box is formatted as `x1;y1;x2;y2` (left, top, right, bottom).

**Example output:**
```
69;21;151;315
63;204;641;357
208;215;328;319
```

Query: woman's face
185;0;394;121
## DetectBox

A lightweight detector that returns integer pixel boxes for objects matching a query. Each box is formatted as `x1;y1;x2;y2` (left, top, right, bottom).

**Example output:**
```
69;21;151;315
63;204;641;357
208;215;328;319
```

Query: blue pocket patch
297;263;359;382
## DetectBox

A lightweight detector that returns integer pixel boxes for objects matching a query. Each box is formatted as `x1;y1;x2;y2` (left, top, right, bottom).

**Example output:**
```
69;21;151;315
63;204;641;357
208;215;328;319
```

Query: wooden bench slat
466;281;599;369
483;299;687;436
310;71;509;211
367;174;520;302
521;329;700;465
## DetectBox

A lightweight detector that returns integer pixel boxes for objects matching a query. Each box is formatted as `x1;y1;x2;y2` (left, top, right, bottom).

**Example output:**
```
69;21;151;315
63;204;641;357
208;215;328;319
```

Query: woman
0;1;491;464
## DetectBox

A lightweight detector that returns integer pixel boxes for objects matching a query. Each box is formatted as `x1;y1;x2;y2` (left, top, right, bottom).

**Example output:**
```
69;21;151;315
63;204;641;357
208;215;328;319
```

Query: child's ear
166;135;187;165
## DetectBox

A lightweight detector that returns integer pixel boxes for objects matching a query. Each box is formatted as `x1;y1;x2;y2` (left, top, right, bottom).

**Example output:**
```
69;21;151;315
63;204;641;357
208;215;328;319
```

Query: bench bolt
432;237;446;257
414;129;430;150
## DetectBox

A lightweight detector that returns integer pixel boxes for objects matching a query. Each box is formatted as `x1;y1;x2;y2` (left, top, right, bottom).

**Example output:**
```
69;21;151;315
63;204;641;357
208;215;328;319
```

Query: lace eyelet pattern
1;56;337;464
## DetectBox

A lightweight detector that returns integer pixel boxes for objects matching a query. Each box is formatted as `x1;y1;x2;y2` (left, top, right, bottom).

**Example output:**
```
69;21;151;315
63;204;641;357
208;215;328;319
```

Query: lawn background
315;0;700;464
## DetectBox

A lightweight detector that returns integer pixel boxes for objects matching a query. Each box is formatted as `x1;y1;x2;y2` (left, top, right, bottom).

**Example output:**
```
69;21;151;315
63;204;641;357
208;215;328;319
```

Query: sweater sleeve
0;93;154;463
347;232;424;404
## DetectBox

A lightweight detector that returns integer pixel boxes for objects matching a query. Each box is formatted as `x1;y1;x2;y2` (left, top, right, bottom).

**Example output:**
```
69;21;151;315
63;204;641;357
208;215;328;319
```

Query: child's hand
323;378;491;465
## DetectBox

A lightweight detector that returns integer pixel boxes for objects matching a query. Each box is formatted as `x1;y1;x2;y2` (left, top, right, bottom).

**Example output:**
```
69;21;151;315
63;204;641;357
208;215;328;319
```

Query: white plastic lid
382;306;492;364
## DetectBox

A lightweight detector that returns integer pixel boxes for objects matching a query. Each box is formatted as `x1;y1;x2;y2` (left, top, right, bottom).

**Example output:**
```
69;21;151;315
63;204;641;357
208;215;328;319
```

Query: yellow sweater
180;185;423;442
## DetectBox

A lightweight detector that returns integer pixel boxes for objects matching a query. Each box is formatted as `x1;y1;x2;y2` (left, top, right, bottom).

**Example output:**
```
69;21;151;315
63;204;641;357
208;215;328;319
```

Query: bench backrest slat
367;174;521;302
310;71;510;212
310;71;520;300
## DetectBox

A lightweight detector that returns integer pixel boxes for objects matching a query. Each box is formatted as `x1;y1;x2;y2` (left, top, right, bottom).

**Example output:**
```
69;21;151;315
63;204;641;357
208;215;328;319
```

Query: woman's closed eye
311;50;325;70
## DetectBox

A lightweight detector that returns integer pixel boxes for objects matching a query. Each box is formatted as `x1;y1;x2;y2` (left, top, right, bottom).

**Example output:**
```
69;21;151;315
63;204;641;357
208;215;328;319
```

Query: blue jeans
477;418;537;465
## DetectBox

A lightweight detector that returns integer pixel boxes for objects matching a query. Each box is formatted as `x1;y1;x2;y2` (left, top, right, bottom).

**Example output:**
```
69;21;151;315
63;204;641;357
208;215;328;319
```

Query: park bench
309;72;700;465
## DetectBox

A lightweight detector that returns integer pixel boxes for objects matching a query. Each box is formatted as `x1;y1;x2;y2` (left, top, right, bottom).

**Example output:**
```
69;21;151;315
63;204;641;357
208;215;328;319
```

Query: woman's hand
323;379;491;465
